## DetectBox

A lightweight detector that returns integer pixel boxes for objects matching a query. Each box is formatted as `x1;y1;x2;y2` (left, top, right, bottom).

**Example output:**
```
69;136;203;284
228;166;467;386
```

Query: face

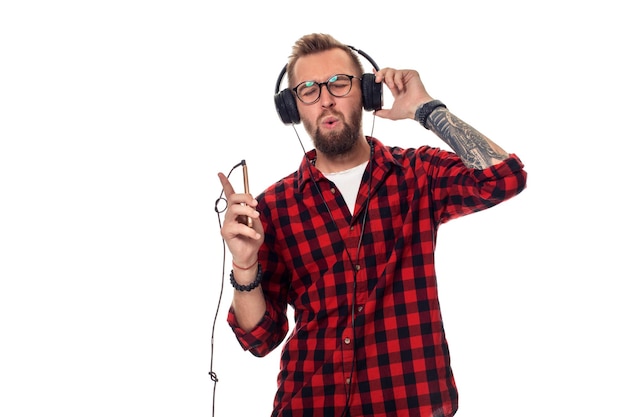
292;49;363;156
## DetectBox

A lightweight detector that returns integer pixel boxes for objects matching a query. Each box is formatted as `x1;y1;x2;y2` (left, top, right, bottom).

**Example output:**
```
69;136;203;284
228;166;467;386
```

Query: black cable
210;161;245;417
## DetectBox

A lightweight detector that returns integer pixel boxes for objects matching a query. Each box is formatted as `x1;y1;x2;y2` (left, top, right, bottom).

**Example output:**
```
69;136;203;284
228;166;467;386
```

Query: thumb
374;108;390;119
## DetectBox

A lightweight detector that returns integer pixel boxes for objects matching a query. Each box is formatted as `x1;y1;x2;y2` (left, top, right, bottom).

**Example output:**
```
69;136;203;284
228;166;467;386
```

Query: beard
303;107;363;157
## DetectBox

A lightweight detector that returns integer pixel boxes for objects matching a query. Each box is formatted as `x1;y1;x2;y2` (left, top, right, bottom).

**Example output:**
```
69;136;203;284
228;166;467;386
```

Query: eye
332;79;350;88
300;88;316;98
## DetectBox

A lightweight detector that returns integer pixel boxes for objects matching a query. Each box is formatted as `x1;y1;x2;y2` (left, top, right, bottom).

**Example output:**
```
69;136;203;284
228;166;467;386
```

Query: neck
315;137;371;174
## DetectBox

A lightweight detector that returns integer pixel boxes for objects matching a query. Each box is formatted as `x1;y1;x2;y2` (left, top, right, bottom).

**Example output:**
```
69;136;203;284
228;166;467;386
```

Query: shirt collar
296;137;401;193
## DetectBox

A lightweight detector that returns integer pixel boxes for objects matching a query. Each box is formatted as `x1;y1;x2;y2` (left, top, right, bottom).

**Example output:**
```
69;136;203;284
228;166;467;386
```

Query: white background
1;1;624;416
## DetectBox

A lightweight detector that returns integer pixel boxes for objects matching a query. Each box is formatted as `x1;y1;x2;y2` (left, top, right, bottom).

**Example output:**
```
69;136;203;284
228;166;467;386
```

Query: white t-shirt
325;160;368;215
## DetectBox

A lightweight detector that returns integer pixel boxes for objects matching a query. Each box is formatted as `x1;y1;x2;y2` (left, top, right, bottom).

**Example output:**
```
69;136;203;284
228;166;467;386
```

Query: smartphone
242;161;253;228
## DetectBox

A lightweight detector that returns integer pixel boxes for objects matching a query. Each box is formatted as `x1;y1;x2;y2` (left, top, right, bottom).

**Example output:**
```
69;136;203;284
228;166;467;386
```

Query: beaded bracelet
415;100;447;130
230;263;262;292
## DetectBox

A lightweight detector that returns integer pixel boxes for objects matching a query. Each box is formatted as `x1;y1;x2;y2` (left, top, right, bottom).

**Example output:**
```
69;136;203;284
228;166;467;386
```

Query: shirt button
344;337;351;345
357;305;364;313
345;377;351;384
330;188;336;194
355;264;361;271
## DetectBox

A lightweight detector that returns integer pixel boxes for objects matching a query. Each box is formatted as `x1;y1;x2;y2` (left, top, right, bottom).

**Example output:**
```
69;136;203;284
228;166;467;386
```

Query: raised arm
426;106;509;169
374;67;511;169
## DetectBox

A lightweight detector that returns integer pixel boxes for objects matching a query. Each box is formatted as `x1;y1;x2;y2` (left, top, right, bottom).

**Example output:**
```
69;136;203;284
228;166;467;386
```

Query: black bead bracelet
415;100;447;129
230;263;262;292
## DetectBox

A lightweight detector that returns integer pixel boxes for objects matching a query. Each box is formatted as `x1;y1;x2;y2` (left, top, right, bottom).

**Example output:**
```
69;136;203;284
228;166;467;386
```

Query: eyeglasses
292;74;358;104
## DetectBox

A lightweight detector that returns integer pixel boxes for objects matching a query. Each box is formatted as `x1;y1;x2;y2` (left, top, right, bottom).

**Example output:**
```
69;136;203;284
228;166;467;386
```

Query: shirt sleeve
227;307;288;357
419;147;527;225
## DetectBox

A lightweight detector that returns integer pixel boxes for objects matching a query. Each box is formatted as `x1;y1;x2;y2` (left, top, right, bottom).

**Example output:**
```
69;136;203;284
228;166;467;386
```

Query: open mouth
321;116;340;129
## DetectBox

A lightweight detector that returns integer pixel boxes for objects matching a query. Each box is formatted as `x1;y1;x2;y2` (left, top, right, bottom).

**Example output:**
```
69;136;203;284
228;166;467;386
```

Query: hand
217;172;264;266
373;68;434;121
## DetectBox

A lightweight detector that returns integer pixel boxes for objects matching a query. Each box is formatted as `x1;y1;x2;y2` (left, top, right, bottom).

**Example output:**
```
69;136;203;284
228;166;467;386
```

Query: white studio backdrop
1;1;624;416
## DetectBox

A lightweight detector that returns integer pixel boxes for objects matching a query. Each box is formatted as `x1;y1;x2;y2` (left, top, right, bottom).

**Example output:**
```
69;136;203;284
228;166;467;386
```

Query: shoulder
257;170;299;208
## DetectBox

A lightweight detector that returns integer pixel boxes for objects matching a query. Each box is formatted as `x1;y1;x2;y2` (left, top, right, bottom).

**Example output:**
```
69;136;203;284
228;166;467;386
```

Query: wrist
232;258;258;271
230;263;262;292
414;100;447;129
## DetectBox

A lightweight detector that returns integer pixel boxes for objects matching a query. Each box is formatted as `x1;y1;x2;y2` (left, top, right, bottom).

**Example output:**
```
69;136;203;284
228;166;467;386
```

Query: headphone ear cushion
361;73;383;112
274;90;300;125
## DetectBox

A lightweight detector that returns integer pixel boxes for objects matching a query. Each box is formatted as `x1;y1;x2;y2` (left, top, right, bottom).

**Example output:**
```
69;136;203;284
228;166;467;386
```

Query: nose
319;84;335;108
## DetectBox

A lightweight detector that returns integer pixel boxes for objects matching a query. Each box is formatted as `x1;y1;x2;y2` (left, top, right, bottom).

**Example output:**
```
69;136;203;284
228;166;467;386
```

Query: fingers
217;173;264;263
218;172;259;221
223;193;259;222
375;68;415;92
373;67;435;121
218;172;256;206
221;217;262;241
220;197;262;241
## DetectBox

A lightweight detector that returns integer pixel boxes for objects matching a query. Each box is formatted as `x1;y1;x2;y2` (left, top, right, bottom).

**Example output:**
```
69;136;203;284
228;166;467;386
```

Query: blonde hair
286;33;364;87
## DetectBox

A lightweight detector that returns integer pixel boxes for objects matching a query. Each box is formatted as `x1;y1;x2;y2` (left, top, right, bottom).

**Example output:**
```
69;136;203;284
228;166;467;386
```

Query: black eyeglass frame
291;74;360;104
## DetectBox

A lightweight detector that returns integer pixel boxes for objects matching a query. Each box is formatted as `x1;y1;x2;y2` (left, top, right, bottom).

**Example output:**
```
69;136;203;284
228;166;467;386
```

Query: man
218;33;527;417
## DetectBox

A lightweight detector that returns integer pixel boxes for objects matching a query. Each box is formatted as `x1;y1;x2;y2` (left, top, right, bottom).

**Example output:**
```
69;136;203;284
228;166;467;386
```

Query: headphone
274;46;383;125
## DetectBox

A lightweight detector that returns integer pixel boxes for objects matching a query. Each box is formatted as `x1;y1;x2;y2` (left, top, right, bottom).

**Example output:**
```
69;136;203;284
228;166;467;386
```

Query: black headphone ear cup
274;89;301;125
361;73;383;112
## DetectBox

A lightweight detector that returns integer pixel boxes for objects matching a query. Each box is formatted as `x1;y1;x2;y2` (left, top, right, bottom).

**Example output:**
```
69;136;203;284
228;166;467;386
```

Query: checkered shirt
228;137;527;417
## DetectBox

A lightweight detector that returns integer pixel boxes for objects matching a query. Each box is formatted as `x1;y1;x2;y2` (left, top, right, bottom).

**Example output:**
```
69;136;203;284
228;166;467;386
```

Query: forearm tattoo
427;108;509;169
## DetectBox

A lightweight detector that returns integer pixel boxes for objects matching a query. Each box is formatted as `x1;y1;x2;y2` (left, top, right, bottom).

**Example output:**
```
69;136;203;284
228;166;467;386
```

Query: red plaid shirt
228;137;527;417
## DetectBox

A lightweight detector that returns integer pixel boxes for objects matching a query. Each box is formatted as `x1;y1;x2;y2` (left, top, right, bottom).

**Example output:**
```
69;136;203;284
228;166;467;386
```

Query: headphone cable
210;161;245;417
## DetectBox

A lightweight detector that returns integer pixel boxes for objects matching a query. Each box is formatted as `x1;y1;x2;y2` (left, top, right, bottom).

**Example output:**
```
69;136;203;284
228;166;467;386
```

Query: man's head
286;34;365;90
287;34;366;157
